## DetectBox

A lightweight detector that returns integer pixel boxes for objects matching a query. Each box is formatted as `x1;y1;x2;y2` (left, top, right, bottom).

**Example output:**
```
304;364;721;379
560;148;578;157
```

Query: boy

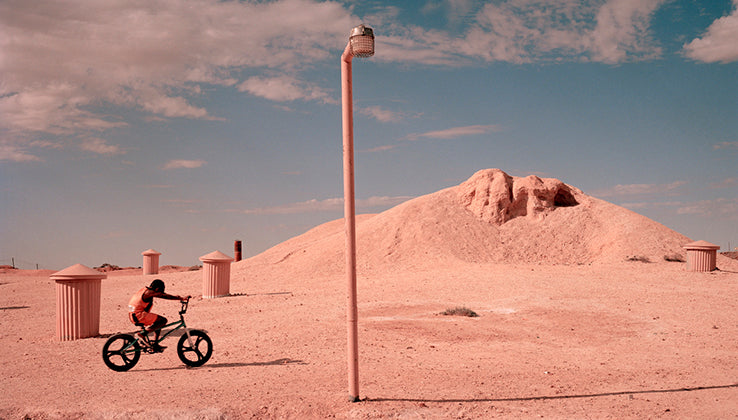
128;279;188;352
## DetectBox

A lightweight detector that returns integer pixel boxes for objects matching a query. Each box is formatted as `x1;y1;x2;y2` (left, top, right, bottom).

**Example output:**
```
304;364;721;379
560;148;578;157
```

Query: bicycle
102;297;212;372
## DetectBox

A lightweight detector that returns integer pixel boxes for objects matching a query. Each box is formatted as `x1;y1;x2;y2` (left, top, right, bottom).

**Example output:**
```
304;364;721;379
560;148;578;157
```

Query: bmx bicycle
102;297;212;372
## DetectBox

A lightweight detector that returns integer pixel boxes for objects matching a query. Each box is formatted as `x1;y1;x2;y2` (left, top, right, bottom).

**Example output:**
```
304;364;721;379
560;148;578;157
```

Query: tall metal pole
341;41;360;403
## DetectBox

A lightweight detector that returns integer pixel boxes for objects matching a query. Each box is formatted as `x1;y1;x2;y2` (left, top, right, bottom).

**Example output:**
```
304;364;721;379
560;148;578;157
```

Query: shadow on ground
132;358;307;372
369;383;738;403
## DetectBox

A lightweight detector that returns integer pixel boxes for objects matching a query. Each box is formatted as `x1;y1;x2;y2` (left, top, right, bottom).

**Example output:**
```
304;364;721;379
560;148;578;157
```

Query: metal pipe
341;24;374;403
341;41;360;403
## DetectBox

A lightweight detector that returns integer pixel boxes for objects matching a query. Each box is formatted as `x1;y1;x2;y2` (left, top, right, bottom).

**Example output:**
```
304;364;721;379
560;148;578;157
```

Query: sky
1;0;737;270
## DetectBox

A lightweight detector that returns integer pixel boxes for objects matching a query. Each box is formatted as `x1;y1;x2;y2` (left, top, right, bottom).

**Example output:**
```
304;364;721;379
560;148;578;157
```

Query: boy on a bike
128;279;188;352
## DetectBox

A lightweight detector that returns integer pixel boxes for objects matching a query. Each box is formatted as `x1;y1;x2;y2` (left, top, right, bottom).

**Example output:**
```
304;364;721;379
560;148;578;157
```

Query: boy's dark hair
148;279;165;293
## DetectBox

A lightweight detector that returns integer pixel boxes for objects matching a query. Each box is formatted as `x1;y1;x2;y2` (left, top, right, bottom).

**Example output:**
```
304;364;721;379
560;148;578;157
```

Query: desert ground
2;169;738;419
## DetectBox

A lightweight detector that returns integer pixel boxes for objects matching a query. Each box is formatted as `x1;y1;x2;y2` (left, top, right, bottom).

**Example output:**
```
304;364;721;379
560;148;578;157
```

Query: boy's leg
147;315;168;352
131;312;152;347
148;315;168;340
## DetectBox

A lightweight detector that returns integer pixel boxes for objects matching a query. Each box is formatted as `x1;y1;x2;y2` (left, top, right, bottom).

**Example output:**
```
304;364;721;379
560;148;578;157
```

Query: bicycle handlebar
179;296;191;315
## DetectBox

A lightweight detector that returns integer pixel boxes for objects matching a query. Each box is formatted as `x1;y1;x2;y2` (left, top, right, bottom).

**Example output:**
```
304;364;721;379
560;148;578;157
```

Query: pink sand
2;169;737;419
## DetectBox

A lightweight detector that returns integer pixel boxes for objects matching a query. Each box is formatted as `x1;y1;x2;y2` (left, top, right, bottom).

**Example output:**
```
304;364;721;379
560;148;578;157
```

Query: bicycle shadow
367;382;738;403
133;358;306;372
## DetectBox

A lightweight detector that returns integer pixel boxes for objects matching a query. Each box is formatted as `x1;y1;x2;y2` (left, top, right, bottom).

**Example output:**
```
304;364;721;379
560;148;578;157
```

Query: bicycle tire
102;333;141;372
176;330;212;367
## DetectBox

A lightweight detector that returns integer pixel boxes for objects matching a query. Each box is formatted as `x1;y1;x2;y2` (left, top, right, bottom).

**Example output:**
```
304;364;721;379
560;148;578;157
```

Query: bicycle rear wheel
177;330;212;367
102;333;141;372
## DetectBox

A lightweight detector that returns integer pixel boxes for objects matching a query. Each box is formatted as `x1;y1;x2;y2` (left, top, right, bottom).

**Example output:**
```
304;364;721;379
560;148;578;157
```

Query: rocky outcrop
458;168;580;225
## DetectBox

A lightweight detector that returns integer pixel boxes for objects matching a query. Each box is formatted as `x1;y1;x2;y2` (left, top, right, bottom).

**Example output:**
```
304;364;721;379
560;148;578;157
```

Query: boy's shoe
152;343;167;353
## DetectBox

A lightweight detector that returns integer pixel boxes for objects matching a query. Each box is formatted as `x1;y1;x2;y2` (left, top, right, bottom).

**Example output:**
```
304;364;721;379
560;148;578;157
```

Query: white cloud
238;75;335;104
163;159;206;170
595;181;687;197
376;0;666;65
139;93;211;120
713;141;738;150
0;144;42;162
407;124;502;140
363;144;400;153
587;0;664;63
683;0;738;63
676;198;738;218
621;198;738;220
79;138;125;155
359;106;405;123
620;201;683;209
0;0;353;141
709;177;738;189
242;196;413;215
0;0;715;157
376;31;470;66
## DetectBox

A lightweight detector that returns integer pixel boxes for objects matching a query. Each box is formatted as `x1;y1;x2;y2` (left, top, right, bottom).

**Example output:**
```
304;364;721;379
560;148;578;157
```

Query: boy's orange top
128;287;160;327
128;287;154;313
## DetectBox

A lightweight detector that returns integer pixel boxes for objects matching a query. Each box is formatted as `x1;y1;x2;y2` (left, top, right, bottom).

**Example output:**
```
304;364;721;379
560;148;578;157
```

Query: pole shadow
369;383;738;403
226;291;292;297
208;358;307;368
0;305;30;310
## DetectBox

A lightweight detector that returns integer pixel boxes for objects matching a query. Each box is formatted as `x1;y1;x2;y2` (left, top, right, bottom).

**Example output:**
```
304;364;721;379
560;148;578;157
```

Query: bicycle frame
123;299;194;352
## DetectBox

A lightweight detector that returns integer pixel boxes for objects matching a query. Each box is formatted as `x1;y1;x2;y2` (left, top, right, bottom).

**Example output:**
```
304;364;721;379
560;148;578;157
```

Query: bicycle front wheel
102;334;141;372
177;329;212;367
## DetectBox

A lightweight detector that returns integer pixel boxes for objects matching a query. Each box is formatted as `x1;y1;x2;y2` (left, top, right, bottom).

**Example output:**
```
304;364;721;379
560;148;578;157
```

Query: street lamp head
349;24;374;58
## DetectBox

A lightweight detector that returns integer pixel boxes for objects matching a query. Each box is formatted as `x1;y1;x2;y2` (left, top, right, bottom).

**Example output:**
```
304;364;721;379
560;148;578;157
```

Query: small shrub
626;255;651;263
663;254;685;262
440;306;479;317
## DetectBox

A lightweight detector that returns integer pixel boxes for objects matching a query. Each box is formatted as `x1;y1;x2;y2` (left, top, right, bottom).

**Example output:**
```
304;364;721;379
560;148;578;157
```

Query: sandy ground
3;170;737;419
2;257;738;419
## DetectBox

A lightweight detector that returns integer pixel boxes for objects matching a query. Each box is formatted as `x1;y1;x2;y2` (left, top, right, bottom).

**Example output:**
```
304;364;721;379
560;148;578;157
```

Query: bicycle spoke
176;330;211;367
182;342;204;360
102;334;141;371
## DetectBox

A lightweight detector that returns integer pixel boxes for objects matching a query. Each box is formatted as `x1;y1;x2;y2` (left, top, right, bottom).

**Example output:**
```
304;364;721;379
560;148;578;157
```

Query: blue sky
1;0;736;270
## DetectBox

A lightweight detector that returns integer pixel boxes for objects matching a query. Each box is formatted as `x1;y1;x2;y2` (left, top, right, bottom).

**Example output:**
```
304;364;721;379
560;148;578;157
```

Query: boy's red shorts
129;311;158;327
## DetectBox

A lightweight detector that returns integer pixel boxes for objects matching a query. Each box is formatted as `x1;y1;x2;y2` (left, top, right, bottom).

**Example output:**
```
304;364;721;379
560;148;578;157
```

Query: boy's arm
150;291;188;301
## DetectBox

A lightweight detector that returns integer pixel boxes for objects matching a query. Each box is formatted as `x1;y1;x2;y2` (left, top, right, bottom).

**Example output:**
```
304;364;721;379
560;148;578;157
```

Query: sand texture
2;169;737;419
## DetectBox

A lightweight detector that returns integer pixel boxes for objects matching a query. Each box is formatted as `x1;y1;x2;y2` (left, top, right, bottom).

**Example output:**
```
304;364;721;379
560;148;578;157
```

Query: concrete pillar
199;250;234;298
142;249;162;275
51;264;106;341
684;240;720;272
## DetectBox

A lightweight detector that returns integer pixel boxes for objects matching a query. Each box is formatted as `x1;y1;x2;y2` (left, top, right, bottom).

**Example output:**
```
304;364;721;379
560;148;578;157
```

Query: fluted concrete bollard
51;264;106;341
200;250;234;298
684;240;720;272
142;249;162;275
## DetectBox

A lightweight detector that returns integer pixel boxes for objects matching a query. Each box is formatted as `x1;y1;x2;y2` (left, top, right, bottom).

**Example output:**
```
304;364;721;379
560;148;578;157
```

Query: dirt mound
240;169;695;275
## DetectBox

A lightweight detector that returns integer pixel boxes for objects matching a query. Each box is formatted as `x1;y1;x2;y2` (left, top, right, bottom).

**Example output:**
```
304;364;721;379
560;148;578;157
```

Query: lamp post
341;24;374;403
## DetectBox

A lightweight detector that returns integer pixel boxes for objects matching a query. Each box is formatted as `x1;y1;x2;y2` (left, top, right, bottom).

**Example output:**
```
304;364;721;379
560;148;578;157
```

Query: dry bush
664;254;685;262
626;255;651;263
440;307;479;317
